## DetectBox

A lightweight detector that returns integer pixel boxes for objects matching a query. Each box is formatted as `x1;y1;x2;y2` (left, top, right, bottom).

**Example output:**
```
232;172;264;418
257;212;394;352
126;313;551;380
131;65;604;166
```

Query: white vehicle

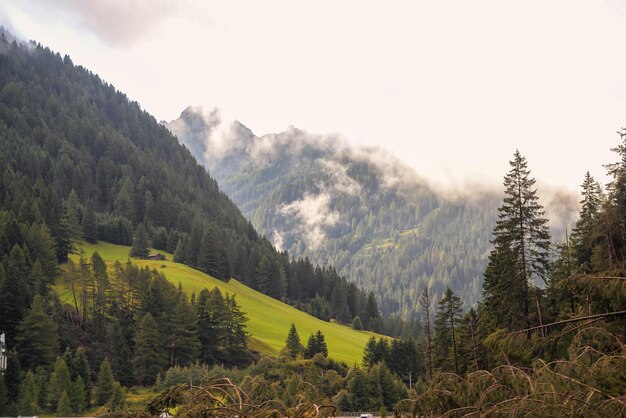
360;414;374;418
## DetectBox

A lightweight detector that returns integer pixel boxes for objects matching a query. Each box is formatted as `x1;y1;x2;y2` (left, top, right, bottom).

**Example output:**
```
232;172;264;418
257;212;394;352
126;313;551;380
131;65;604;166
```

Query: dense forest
115;134;624;418
0;29;624;418
168;107;505;318
0;31;390;416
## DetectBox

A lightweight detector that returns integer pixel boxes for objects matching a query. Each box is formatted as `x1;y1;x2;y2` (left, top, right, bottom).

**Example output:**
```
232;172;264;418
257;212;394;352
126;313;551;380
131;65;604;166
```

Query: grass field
54;241;382;365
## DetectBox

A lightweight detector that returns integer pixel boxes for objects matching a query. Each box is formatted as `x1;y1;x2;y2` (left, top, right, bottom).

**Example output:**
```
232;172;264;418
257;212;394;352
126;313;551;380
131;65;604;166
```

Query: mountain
0;29;389;396
167;107;505;318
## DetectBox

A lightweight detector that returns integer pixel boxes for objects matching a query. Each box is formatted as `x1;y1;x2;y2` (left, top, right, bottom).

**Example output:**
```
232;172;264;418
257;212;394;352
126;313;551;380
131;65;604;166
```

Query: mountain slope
55;241;379;364
168;107;502;318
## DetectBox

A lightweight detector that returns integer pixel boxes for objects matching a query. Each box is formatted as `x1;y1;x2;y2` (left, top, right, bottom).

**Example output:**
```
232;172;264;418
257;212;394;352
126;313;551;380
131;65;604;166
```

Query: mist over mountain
168;106;580;318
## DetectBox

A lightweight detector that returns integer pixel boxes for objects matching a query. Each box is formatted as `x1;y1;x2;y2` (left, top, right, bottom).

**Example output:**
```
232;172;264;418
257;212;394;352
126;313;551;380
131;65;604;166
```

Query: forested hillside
0;32;387;415
0;31;381;329
168;107;502;317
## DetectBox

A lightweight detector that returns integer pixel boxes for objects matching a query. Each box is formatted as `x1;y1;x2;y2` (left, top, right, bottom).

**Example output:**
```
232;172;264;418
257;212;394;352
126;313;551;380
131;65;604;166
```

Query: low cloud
279;192;340;251
16;0;201;47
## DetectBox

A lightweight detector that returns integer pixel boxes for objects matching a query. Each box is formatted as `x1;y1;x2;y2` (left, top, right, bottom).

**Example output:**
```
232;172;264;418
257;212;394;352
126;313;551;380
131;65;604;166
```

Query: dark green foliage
96;357;115;406
570;172;602;272
55;210;74;263
304;330;328;358
48;357;71;411
167;292;201;367
97;213;133;245
18;371;39;415
70;375;86;414
15;294;58;370
72;347;91;406
0;247;29;340
387;339;421;386
197;227;230;280
129;223;149;259
482;151;551;332
285;323;301;359
434;287;463;373
0;375;7;415
82;201;98;244
352;315;363;330
109;382;126;411
56;390;72;417
255;254;286;299
133;314;165;386
107;321;135;387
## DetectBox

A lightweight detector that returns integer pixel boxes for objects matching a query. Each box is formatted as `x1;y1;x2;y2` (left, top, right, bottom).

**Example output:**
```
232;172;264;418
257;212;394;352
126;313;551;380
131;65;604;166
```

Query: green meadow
54;241;382;365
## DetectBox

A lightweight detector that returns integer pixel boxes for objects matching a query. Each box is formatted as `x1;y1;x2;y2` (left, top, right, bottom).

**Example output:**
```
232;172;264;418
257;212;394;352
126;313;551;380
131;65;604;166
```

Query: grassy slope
54;241;381;365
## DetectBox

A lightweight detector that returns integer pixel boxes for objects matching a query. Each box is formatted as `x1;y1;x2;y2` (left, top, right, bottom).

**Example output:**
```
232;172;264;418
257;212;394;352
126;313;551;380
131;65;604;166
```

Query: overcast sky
3;0;626;191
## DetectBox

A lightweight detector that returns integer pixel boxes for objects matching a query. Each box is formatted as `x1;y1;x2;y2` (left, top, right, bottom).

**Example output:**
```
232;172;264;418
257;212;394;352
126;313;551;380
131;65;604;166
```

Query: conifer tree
109;382;125;411
129;223;150;259
133;313;166;385
48;357;71;411
482;151;551;331
362;336;378;368
55;209;74;262
16;294;58;370
570;172;602;272
107;321;135;387
70;375;86;414
18;370;39;415
285;323;301;359
305;330;328;358
222;294;249;365
365;292;381;332
66;189;83;240
173;238;186;263
255;254;286;299
57;390;72;417
433;287;463;374
95;357;115;406
419;287;434;381
72;347;91;407
82;199;97;244
168;295;201;367
0;252;29;340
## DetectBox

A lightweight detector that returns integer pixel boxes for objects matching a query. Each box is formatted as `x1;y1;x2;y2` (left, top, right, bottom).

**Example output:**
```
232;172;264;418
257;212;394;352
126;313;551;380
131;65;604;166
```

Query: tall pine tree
482;150;551;331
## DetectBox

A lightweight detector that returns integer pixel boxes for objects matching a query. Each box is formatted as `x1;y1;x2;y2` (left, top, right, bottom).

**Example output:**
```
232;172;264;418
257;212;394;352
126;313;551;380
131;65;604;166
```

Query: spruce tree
570;172;602;272
129;223;150;259
95;357;115;406
48;357;71;411
482;150;551;331
16;294;58;370
55;209;75;262
82;199;98;244
72;347;92;407
433;287;463;374
419;287;434;381
285;323;301;359
18;370;39;415
168;296;201;367
56;390;72;417
362;336;378;367
133;313;166;386
109;382;125;411
70;375;86;414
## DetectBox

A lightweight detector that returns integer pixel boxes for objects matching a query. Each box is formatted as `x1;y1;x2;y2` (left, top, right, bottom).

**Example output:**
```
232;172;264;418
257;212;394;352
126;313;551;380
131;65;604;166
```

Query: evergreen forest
0;29;624;417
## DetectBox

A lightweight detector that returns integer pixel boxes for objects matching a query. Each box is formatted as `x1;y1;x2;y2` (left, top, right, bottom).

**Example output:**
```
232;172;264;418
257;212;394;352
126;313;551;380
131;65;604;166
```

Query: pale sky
3;0;626;191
